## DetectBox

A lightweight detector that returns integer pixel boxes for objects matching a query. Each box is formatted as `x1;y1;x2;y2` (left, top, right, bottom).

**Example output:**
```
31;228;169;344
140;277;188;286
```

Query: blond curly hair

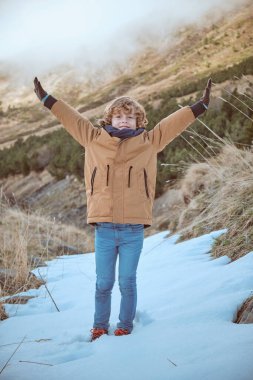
98;96;148;129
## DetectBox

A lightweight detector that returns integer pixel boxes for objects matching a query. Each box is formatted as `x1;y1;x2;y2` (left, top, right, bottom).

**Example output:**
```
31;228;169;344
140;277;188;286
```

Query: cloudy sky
0;0;248;84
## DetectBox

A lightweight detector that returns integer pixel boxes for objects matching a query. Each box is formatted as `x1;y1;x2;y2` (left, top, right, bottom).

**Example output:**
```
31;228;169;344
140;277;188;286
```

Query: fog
0;0;249;85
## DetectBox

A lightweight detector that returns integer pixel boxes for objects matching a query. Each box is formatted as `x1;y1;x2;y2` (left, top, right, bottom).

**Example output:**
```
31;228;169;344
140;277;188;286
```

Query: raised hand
200;78;212;109
189;78;212;117
33;77;48;101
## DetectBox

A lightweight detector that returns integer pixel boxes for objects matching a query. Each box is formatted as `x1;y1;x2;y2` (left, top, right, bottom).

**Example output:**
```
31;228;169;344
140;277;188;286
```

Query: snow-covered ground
1;229;253;380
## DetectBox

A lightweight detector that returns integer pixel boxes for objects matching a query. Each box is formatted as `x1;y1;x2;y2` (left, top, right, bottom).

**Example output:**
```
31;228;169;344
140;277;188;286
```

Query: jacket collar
100;126;121;143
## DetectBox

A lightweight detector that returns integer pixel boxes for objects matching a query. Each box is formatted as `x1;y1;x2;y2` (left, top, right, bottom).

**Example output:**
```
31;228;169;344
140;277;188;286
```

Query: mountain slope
0;2;252;149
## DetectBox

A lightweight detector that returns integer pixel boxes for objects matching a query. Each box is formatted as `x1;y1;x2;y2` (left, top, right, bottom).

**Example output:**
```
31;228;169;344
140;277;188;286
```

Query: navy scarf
103;125;145;140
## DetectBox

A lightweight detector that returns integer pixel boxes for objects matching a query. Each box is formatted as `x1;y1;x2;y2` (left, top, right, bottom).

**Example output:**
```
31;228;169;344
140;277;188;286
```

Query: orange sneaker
114;328;130;336
90;328;108;341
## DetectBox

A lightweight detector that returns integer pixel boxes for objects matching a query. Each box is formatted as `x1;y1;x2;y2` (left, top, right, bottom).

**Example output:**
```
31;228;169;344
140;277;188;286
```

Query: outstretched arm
148;78;212;153
33;77;97;147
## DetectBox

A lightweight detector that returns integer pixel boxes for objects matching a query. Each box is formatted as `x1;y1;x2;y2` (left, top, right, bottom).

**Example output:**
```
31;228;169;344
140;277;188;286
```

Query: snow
1;228;253;380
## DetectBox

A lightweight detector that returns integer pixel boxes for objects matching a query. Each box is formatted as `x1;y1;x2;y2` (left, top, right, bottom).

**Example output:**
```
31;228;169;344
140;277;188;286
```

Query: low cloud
0;0;249;86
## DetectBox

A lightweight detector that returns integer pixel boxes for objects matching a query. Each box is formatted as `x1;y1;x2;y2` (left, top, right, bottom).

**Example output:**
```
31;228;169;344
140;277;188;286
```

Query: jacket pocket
91;167;97;195
106;164;110;186
128;166;133;187
143;169;150;198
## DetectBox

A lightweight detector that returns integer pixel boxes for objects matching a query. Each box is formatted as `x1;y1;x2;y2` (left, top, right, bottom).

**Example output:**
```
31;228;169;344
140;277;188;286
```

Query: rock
235;296;253;324
56;244;84;255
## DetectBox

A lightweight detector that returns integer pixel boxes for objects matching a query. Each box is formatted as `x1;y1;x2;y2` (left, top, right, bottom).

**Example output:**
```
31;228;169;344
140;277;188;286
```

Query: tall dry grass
172;140;253;261
0;189;94;318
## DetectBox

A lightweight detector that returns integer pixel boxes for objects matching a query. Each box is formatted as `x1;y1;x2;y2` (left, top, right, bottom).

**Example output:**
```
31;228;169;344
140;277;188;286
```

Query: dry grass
0;189;94;305
172;142;253;261
0;302;8;320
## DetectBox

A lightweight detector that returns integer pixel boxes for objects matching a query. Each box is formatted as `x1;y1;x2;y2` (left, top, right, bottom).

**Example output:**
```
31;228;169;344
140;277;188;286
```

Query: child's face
111;109;137;130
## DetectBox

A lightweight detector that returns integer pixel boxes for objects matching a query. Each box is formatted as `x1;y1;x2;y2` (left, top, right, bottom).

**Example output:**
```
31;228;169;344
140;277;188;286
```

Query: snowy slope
1;229;253;380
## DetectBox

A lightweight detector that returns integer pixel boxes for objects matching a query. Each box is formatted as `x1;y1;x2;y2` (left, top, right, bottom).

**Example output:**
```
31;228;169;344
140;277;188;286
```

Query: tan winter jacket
50;100;195;228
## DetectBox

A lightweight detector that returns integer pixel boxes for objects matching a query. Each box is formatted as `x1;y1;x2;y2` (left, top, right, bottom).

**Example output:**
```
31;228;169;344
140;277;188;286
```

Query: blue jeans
93;222;144;332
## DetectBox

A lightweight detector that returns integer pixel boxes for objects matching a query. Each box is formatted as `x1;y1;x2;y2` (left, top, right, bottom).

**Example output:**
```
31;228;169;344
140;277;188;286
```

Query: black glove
33;77;48;101
200;78;212;108
33;77;57;109
190;78;212;118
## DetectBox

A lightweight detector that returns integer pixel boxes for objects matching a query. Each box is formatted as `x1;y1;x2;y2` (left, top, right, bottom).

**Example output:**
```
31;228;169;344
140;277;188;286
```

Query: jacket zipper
128;166;133;187
91;167;97;195
106;165;110;186
143;169;150;198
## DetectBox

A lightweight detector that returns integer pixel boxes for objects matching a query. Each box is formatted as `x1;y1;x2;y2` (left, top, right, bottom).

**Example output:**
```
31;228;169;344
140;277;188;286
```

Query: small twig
218;96;253;122
143;237;169;256
19;360;53;366
177;104;226;144
38;269;60;312
0;335;26;375
161;163;184;166
234;75;253;87
196;118;226;144
242;74;253;86
189;134;213;158
0;338;52;348
180;134;208;161
186;129;217;155
238;91;253;104
212;82;253;112
167;357;177;367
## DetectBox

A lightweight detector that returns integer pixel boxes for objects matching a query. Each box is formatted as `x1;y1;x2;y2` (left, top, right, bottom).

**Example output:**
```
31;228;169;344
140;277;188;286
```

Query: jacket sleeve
50;99;98;147
148;106;196;153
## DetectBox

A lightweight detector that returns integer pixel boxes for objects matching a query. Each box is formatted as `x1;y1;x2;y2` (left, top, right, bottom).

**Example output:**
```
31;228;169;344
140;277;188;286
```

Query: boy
34;76;212;341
